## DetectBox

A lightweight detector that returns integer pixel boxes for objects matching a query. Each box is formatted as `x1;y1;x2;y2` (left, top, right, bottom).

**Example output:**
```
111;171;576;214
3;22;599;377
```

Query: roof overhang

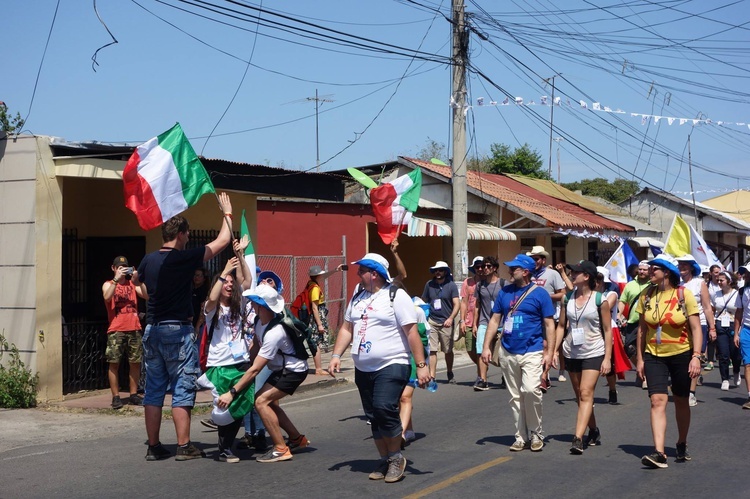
408;216;517;241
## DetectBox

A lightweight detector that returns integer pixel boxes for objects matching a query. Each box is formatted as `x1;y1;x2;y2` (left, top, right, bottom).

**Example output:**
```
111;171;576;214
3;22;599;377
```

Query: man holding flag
126;124;234;461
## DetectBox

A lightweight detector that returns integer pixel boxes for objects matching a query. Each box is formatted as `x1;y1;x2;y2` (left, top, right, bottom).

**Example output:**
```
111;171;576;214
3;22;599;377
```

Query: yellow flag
664;215;690;257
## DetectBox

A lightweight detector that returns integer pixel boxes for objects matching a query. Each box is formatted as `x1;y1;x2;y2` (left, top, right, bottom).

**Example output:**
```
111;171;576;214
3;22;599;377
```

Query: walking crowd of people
104;200;750;479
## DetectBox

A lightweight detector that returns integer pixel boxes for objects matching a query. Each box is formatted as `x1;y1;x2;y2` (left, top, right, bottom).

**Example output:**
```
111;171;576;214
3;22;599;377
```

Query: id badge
655;326;662;345
571;327;585;346
721;314;731;328
228;340;246;360
503;315;514;335
433;299;442;311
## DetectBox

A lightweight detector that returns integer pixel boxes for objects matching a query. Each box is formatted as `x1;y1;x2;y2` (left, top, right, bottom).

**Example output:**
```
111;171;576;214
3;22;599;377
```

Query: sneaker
509;439;526;452
642;379;648;390
642;451;668;469
129;394;143;406
499;376;507;389
236;433;252;449
175;443;205;461
734;372;742;386
570;436;584;455
742;398;750;410
558;373;567;382
474;380;490;391
403;430;416;443
704;362;714;371
689;393;697;407
586;427;601;446
384;455;406;483
287;434;309;452
218;450;240;463
368;459;389;480
530;433;544;452
145;442;171;461
721;380;730;391
675;442;691;462
540;377;551;394
254;431;268;452
200;419;218;430
111;396;123;410
472;378;482;390
608;390;618;405
256;446;293;463
447;372;456;384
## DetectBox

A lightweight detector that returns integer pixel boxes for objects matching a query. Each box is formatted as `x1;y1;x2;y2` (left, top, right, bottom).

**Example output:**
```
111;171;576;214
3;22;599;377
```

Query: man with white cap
329;252;430;483
217;283;310;463
527;246;566;384
422;260;460;382
619;260;652;388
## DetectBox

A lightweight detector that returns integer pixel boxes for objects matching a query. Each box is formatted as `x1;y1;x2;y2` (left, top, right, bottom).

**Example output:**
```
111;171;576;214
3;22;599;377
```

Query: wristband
691;354;702;359
218;276;227;283
225;213;233;219
331;354;341;359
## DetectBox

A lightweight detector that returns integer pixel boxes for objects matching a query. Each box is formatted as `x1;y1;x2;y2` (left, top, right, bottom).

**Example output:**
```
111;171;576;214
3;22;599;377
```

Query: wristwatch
229;387;237;397
416;362;427;368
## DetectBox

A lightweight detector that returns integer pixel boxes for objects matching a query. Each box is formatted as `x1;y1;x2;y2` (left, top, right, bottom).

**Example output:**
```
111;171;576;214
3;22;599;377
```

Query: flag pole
394;209;409;240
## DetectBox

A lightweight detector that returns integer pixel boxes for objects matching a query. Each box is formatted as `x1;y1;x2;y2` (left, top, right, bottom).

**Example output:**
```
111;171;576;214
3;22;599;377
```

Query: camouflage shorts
105;330;143;364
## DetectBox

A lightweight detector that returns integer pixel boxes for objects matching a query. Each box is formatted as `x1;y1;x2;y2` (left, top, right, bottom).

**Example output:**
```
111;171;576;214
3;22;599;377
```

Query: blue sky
4;1;750;200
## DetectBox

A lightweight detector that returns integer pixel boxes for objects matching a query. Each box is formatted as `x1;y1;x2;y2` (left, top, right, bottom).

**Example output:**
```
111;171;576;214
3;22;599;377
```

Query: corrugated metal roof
403;157;633;232
408;216;517;241
635;188;750;231
507;175;624;216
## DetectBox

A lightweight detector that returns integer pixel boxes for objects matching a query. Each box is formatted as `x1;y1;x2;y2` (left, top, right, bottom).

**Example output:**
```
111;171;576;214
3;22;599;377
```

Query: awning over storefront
408;216;517;241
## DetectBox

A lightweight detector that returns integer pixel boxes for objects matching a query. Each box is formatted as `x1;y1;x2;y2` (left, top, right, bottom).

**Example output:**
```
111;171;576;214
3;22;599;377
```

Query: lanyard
650;289;676;326
572;291;594;328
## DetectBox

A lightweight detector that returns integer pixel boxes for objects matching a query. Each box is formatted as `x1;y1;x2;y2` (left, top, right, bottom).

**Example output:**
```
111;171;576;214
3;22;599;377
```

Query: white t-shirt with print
205;303;252;367
734;287;750;327
345;286;417;372
255;320;308;373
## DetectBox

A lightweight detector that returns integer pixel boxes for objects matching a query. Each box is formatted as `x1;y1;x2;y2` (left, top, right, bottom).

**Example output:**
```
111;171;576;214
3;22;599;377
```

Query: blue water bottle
427;378;438;393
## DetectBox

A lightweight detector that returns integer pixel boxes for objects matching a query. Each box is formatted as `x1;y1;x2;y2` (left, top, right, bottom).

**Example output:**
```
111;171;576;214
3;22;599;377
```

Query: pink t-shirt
461;277;478;327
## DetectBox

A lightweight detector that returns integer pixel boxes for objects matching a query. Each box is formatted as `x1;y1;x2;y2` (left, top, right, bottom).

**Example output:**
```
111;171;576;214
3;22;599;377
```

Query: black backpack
255;308;317;361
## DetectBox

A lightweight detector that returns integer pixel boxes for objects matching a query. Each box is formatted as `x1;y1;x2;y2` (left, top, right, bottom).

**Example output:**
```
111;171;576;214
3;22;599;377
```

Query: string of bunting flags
449;94;749;129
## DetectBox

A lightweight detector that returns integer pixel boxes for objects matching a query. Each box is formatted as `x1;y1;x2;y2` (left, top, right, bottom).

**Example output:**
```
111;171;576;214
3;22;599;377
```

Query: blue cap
257;270;283;294
504;254;536;271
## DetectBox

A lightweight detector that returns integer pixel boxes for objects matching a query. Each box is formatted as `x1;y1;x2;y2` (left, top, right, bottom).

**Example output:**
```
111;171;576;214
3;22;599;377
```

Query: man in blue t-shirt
481;254;555;453
135;192;234;462
422;260;460;383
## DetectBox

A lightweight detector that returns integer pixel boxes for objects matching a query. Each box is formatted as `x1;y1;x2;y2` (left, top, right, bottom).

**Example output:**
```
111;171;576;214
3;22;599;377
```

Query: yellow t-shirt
308;281;324;305
635;286;699;357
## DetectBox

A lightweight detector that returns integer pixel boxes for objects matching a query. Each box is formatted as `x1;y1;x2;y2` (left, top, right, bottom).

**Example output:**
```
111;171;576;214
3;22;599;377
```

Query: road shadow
476;435;516;447
718;396;747;407
328;458;433;477
546;433;575;444
338;414;369;423
618;443;659;459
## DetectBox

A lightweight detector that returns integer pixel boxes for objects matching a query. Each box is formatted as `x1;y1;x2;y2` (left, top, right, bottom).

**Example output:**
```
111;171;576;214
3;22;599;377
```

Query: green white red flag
370;168;422;244
123;123;214;230
240;209;257;293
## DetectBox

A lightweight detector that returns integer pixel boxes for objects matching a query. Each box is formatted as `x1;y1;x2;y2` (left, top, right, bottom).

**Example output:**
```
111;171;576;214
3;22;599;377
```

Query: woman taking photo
711;271;742;390
636;254;702;469
554;261;612;454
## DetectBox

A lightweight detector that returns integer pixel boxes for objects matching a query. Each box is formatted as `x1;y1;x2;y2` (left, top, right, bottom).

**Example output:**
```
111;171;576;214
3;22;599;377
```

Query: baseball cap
504;254;536;271
113;256;129;267
567;260;597;277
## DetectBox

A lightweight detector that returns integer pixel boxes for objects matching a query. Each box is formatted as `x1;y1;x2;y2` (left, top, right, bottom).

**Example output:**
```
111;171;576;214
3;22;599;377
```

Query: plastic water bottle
426;379;438;393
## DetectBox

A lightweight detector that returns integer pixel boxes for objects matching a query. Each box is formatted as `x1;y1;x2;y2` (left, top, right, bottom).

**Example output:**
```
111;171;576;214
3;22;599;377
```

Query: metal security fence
61;228;346;394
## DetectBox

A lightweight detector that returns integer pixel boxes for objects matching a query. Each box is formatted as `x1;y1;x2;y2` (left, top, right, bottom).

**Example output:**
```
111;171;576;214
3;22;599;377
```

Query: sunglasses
357;266;375;275
260;277;276;287
483;263;496;268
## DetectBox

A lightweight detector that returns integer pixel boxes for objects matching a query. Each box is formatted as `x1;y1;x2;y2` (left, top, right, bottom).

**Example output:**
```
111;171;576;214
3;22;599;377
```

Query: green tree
562;177;639;204
488;143;550;179
0;102;25;135
416;137;447;163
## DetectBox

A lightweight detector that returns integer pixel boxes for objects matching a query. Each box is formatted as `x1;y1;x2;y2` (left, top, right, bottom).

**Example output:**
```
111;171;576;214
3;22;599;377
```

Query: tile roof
402;157;634;233
507;175;624;216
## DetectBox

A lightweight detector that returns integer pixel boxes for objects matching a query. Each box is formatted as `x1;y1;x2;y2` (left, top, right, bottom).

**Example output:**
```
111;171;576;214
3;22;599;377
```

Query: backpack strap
595;291;604;338
389;285;398;306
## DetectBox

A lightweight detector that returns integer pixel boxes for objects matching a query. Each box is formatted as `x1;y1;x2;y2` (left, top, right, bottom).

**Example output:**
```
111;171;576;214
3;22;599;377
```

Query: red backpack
290;281;319;323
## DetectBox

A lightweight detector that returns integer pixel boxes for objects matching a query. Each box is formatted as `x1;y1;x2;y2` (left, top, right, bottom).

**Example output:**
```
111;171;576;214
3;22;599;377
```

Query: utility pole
305;89;334;172
554;137;564;183
544;74;559;179
451;0;469;279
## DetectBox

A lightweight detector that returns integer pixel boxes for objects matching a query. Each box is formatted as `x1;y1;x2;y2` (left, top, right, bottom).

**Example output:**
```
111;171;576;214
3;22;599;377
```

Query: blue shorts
740;326;750;365
476;324;488;354
142;323;200;408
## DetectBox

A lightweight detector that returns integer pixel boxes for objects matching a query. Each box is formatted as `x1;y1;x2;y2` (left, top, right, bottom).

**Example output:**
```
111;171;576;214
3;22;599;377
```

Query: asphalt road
2;364;749;498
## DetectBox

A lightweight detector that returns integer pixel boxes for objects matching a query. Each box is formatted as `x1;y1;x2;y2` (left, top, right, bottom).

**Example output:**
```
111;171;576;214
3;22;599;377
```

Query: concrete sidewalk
48;349;474;412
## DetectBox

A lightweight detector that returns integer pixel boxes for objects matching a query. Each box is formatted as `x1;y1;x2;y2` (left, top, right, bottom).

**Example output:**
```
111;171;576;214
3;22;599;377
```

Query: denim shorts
142;323;200;407
355;363;409;440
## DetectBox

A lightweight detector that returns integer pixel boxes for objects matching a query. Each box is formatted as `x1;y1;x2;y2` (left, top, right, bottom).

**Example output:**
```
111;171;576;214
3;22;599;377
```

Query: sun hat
674;254;702;277
308;265;327;277
504;254;536;272
429;260;451;272
648;254;680;281
351;253;392;283
242;283;285;314
596;266;611;283
526;246;550;258
257;270;284;294
469;256;484;274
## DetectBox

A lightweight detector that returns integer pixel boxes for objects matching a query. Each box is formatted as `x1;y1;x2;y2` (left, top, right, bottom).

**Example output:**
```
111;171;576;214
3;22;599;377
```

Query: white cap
596;266;611;283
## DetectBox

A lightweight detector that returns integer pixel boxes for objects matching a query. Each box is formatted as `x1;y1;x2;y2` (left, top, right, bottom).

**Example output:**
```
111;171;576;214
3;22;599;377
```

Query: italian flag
123;123;215;230
240;209;257;293
370;168;422;244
